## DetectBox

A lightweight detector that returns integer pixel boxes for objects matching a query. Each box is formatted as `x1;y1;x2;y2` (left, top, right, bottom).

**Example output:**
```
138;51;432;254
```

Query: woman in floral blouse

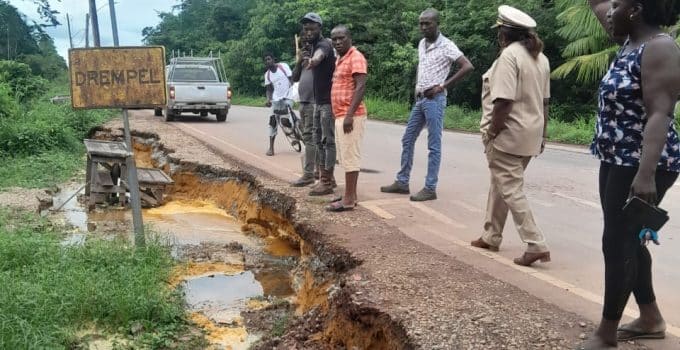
584;0;680;348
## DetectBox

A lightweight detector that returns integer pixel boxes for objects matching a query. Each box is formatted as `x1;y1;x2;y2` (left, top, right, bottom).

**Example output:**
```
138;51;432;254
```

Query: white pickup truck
156;57;232;122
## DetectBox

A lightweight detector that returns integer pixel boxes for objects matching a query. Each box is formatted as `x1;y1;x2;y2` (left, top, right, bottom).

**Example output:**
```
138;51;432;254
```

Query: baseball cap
300;12;323;25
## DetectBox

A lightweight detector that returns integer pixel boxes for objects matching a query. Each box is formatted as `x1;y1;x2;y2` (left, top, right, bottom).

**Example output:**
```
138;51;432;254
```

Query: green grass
0;208;204;349
270;314;290;337
234;95;596;145
0;82;117;189
231;93;267;107
0;150;85;189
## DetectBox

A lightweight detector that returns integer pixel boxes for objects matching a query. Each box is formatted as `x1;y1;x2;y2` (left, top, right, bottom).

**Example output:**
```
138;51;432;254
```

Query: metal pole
85;13;90;48
122;110;145;246
109;11;144;246
88;0;101;47
108;0;119;46
66;14;74;48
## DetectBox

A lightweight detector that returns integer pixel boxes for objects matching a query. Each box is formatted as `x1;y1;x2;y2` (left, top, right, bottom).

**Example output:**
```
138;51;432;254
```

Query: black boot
266;136;275;156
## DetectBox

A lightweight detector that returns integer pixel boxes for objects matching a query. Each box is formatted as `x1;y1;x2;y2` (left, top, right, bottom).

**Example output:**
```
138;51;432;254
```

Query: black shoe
410;188;436;201
291;175;315;187
380;181;409;194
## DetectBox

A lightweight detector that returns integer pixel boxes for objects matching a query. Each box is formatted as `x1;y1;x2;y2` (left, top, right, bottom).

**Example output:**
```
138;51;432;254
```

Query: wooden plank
84;139;130;158
137;168;174;185
96;170;114;186
140;191;158;207
91;184;126;193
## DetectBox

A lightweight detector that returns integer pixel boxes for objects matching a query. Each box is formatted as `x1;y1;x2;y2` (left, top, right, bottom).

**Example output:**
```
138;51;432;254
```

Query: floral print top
591;35;680;172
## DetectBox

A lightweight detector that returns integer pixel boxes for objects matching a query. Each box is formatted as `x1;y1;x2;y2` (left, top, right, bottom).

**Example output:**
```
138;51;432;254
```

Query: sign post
68;46;167;247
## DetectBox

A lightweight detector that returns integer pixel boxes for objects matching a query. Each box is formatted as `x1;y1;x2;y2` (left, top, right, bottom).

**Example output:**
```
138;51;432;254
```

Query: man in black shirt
291;31;317;187
301;12;336;196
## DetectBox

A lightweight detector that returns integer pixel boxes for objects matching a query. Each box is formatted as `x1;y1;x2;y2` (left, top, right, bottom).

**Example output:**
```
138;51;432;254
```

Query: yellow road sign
69;46;167;109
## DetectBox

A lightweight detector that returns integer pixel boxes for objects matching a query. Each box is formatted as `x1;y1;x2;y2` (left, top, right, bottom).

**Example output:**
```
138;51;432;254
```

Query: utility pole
85;13;90;48
66;14;74;48
108;0;119;46
88;0;101;47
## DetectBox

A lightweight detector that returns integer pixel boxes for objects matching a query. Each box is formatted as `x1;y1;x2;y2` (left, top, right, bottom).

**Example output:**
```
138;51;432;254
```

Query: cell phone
622;196;669;231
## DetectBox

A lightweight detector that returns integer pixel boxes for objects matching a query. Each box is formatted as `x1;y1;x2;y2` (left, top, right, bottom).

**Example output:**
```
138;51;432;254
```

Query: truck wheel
200;111;208;117
216;110;227;122
164;107;175;122
154;107;162;116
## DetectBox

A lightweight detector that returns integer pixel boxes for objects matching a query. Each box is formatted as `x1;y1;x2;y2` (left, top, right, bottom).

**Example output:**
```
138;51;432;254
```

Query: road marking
409;202;467;229
360;203;395;219
361;198;407;207
450;199;482;213
532;198;556;208
552;192;600;209
179;123;301;178
361;201;680;337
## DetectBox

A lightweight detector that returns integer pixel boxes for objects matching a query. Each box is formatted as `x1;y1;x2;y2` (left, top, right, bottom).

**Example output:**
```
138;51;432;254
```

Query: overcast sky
9;0;179;60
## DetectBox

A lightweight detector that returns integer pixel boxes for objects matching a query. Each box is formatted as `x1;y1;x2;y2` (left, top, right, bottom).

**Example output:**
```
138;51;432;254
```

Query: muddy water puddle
152;200;297;348
52;189;298;348
182;272;269;349
144;200;259;246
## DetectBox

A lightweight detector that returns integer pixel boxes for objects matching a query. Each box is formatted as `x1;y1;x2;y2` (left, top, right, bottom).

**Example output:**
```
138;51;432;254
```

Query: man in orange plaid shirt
326;25;367;212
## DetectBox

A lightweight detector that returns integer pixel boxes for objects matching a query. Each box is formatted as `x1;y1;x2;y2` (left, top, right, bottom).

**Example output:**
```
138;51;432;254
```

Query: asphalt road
133;105;680;341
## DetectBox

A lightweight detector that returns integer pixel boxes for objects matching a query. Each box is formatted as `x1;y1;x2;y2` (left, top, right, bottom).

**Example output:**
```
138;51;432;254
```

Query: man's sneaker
380;181;410;194
410;188;437;201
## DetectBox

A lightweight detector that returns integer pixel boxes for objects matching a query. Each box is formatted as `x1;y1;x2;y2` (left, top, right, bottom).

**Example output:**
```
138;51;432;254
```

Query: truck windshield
171;67;218;82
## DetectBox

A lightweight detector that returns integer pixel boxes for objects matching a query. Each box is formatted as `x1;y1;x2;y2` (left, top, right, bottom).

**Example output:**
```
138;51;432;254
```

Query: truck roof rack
167;50;227;82
168;57;221;66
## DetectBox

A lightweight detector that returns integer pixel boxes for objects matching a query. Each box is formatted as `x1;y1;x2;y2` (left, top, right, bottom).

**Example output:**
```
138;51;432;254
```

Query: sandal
325;201;356;212
327;196;343;204
617;323;665;341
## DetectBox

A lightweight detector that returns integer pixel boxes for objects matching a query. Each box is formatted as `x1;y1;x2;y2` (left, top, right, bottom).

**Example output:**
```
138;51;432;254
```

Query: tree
0;2;65;79
553;0;680;84
551;0;616;83
0;2;40;60
143;0;593;110
20;0;60;27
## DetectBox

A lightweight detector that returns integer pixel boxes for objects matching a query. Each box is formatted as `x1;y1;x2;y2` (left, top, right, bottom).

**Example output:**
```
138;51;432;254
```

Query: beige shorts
334;115;366;172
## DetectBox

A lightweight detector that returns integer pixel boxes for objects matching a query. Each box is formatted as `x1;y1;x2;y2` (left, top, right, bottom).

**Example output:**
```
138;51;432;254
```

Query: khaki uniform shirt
480;42;550;156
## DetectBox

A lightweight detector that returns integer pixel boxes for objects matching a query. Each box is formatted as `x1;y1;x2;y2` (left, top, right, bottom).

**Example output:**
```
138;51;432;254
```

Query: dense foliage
0;60;47;102
0;1;66;80
143;0;598;113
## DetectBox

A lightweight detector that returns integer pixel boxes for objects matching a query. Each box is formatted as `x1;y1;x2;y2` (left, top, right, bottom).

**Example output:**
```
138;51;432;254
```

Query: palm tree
552;0;680;84
551;0;616;83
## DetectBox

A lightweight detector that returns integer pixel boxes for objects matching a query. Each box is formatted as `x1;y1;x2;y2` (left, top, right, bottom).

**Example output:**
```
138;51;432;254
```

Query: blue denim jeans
312;103;336;170
396;93;446;191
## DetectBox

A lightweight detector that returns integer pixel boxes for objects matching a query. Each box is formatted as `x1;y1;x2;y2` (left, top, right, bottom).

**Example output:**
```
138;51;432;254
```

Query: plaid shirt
416;33;463;94
331;46;367;118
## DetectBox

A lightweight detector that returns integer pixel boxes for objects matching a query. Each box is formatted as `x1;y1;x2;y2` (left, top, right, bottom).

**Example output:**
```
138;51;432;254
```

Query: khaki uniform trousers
482;145;548;253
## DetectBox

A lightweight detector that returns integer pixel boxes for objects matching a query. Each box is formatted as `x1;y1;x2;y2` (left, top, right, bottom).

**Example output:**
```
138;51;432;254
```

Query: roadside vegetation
0;209;205;349
0;70;114;189
0;3;205;348
232;93;596;145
